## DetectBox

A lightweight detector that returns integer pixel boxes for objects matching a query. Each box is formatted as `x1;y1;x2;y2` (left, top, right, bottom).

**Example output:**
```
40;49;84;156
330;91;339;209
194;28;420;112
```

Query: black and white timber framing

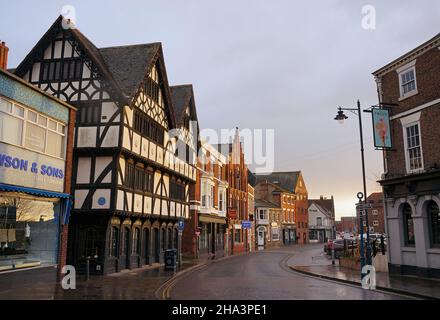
13;16;198;274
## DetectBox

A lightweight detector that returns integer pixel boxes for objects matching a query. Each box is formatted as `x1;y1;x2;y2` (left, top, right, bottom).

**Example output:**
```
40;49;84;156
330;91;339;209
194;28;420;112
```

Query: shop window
403;203;415;246
234;229;241;243
168;228;172;249
161;228;166;251
428;201;440;247
132;228;140;254
0;196;57;267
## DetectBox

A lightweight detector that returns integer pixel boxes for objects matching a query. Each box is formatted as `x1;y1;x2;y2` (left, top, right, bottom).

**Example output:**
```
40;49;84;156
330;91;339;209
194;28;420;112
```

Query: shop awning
0;183;70;199
199;214;227;224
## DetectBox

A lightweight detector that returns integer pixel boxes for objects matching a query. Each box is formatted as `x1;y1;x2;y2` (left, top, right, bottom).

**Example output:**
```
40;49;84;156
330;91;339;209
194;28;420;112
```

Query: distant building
255;171;309;244
308;196;335;243
373;32;440;278
356;192;385;235
335;217;357;234
254;199;283;248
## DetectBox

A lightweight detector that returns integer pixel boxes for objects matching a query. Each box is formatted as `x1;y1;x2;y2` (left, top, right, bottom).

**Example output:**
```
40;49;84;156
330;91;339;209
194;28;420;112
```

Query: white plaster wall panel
53;41;62;59
101;102;119;123
102;91;110;99
82;63;91;78
161;200;168;215
156;146;163;165
176;203;181;217
70;81;80;90
154;171;161;195
118;157;125;185
117;189;125;211
185;185;189;202
73;47;79;57
100;125;119;148
126;192;133;212
43;45;52;59
184;164;188;177
123;127;131;150
162;174;169;197
74;189;88;209
153;198;161;215
84;81;96;97
124;105;133;127
92;189;111;209
164;151;170;168
132;132;141;155
149;142;156;162
144;196;152;214
77;127;97;147
141;138;149;159
94;156;112;183
76;157;91;184
134;194;143;213
180;161;184;175
170;201;175;217
63;41;73;58
31;63;40;82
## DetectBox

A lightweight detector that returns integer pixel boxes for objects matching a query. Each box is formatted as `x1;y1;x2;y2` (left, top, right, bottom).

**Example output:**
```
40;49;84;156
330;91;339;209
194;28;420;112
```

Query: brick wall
378;44;440;177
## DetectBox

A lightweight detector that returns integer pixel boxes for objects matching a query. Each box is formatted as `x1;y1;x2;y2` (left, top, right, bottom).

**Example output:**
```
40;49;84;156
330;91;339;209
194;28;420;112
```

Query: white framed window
404;122;423;173
219;189;225;212
373;220;379;226
258;209;267;220
397;60;418;100
0;96;66;159
363;220;367;227
372;209;378;215
201;180;207;208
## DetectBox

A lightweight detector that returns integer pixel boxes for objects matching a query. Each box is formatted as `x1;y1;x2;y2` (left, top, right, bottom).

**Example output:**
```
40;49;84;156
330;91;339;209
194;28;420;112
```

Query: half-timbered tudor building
12;16;196;274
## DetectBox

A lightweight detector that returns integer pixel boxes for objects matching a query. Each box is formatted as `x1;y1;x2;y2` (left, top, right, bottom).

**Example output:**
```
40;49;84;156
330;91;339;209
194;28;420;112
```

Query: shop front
198;214;227;259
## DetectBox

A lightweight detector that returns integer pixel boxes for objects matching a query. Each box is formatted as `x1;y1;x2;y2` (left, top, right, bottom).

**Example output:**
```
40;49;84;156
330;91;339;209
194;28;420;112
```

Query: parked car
324;239;345;256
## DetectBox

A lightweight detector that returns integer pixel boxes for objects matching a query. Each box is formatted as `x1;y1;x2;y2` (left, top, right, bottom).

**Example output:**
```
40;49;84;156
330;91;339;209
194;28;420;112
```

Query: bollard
331;246;335;265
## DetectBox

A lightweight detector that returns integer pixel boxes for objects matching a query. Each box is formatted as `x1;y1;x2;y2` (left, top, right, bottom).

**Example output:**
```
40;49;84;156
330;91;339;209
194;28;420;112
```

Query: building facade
254;180;296;245
0;62;75;282
13;16;196;274
335;216;358;234
308;196;335;243
247;170;256;252
356;192;386;235
255;199;283;248
216;129;250;255
373;33;440;278
256;171;309;244
183;136;228;260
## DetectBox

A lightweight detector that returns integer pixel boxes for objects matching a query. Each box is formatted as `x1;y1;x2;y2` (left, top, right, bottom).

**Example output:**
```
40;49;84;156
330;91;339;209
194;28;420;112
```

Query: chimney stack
0;41;9;70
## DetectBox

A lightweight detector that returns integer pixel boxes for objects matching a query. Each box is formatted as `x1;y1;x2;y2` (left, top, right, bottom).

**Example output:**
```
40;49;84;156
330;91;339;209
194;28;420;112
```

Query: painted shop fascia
13;15;196;274
0;67;75;279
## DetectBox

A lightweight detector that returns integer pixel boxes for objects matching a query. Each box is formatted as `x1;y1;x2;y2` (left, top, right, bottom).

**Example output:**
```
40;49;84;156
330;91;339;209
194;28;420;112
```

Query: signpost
177;218;184;267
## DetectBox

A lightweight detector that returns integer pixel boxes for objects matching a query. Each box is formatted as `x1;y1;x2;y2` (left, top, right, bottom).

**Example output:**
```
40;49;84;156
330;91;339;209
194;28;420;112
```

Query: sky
1;0;440;219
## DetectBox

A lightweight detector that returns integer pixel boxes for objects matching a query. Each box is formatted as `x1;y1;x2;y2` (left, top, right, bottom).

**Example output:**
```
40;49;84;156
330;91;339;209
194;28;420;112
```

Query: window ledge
401;246;416;252
398;90;418;101
426;248;440;254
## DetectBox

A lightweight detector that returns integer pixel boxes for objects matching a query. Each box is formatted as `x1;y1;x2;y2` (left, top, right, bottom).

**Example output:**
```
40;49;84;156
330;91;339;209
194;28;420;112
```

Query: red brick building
216;128;249;255
335;217;357;234
255;171;309;244
373;32;440;278
356;192;385;235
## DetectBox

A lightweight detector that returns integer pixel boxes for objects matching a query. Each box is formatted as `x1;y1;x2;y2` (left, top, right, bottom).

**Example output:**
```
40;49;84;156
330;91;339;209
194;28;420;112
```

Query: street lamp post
334;100;372;274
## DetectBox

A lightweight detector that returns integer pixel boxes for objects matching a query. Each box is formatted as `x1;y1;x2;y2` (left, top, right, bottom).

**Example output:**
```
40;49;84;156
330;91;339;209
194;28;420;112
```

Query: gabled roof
308;198;335;216
100;43;161;99
255;171;301;193
170;84;194;126
13;15;176;127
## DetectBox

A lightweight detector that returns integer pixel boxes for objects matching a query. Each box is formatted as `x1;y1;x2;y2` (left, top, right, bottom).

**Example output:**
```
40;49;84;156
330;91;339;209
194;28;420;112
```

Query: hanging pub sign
371;107;392;149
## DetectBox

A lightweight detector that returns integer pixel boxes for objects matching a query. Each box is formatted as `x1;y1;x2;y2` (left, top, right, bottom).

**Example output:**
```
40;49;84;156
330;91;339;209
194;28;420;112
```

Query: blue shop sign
241;220;252;229
0;152;64;179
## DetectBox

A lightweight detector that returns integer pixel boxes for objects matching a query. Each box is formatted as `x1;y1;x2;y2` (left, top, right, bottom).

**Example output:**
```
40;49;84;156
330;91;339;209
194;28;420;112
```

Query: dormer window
397;60;418;100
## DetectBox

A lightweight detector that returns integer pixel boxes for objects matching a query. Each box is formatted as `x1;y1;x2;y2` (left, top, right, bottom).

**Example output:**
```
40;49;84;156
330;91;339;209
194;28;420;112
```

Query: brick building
216;128;249;255
335;217;357;234
373;32;440;278
356;192;385;235
255;171;309;244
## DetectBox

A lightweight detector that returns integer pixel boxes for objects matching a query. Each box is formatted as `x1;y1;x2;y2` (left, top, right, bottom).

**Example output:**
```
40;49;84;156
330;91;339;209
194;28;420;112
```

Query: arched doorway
168;228;173;249
143;228;150;265
257;227;265;247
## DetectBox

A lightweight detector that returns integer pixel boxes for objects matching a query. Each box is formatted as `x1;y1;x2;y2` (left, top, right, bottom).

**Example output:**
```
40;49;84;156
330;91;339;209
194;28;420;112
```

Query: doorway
152;228;160;263
123;227;130;269
144;228;150;265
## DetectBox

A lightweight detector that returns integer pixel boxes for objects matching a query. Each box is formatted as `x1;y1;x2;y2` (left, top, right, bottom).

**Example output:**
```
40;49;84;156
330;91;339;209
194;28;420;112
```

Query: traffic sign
178;218;185;231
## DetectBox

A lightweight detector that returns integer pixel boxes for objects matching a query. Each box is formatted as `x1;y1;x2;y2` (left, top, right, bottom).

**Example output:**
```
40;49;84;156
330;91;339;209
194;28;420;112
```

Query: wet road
170;245;411;300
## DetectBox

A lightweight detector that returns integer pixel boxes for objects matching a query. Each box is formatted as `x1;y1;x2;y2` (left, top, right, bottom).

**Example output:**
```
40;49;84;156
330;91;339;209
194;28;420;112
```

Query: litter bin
164;249;177;270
